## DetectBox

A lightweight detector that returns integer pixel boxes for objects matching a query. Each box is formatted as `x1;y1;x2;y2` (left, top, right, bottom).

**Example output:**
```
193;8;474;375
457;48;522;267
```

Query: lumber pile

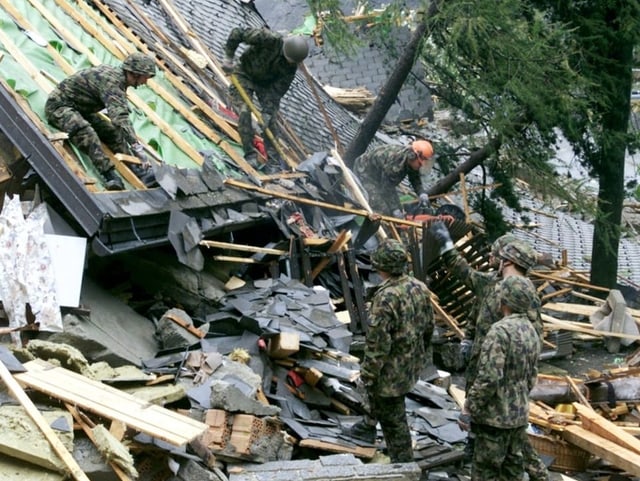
322;85;375;112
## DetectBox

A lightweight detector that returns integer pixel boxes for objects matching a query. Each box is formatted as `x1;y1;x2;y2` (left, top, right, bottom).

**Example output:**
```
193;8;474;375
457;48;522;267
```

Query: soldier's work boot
130;164;157;188
103;168;125;191
347;420;376;444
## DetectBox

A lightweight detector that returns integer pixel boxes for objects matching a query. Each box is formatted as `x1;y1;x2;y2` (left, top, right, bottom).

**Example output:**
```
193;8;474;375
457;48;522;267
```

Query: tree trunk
589;34;633;289
427;138;501;195
342;20;429;166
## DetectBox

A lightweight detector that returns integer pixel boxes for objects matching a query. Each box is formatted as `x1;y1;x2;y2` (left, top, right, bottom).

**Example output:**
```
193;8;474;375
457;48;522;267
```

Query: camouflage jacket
353;145;425;195
48;65;137;148
225;28;297;96
361;274;434;397
443;251;543;386
465;313;541;428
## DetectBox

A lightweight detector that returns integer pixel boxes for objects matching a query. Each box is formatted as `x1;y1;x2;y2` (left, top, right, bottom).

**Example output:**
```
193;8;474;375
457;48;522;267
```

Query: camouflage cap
371;239;408;275
490;233;518;257
499;240;538;271
122;53;156;77
497;275;537;313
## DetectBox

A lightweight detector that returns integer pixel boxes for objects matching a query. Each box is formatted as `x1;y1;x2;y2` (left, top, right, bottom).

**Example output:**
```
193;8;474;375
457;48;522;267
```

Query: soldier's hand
460;339;473;362
391;208;404;219
458;411;471;431
131;143;149;167
221;57;235;74
429;220;454;254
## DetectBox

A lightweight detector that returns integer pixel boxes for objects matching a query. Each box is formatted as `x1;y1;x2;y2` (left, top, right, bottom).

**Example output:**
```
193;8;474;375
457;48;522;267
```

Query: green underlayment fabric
0;0;244;186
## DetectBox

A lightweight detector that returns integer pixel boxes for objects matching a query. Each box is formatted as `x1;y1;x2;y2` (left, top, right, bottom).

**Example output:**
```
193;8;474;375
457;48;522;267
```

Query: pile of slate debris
3;153;640;481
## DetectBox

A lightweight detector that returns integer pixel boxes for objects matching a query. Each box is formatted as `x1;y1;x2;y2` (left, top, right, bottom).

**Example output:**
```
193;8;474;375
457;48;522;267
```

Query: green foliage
471;194;510;242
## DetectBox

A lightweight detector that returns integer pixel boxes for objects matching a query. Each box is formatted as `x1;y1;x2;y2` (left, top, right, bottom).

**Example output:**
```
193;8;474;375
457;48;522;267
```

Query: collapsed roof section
0;0;367;256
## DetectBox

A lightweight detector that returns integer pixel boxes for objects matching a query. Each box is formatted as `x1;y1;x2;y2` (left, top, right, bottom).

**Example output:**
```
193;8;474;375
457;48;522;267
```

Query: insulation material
0;195;63;339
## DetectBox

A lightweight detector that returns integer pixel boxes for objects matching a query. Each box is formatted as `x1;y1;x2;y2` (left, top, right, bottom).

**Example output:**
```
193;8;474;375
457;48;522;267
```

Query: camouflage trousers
467;424;549;481
228;73;281;160
471;423;526;481
368;392;413;463
45;93;122;174
355;174;401;216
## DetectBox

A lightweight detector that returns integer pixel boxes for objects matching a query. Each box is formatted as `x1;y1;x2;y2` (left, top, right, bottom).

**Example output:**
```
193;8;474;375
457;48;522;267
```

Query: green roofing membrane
0;0;243;186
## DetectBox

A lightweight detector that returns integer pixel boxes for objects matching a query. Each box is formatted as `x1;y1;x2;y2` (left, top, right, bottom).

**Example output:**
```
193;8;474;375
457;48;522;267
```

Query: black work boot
130;164;157;188
103;168;125;191
347;420;376;444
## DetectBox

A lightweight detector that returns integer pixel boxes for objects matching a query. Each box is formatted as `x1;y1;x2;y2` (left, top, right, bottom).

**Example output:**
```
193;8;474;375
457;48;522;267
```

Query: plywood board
15;360;206;446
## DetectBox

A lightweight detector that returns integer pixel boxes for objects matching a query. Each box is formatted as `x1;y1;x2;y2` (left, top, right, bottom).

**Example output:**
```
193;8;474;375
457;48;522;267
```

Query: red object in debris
286;370;305;388
217;103;238;121
257;338;267;351
253;137;267;159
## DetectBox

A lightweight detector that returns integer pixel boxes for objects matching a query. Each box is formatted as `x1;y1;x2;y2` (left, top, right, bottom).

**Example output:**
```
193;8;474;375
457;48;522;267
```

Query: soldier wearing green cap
45;52;156;191
460;275;542;480
348;239;434;462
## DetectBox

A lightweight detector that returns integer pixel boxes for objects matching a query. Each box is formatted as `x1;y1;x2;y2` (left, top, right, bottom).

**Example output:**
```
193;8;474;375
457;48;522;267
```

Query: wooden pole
224;178;426;229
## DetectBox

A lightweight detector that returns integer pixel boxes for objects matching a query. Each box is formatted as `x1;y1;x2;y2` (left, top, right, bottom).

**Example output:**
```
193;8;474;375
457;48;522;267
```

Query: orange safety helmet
412;140;434;159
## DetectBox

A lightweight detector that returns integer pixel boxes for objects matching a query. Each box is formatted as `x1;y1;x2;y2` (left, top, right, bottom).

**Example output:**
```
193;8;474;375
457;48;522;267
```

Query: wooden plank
563;424;640;476
448;384;466;409
542;314;640;341
573;402;640;455
200;240;287;256
0;361;91;481
530;271;609;292
545;301;640;320
311;229;351;279
298;438;376;458
15;360;207;446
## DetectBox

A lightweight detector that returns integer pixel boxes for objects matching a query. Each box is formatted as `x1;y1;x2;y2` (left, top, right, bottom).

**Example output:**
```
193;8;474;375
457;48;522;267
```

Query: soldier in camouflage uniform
45;52;156;191
459;275;542;481
222;28;308;170
351;239;434;462
430;224;549;480
352;141;435;217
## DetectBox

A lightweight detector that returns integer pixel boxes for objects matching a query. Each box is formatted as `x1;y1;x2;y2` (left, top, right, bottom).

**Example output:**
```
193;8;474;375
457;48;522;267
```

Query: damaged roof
0;0;368;255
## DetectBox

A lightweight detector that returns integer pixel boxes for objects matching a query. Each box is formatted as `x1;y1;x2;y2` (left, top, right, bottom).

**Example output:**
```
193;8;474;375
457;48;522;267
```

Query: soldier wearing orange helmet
353;140;435;217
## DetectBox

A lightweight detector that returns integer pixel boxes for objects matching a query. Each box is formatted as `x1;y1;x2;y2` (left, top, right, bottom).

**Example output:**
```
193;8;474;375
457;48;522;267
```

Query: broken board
14;359;206;446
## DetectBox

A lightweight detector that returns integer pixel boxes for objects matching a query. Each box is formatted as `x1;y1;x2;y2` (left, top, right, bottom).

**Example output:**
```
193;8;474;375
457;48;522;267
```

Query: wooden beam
563;424;640;476
573;402;640;455
0;361;91;481
200;240;286;256
530;271;609;292
224;178;426;228
542;314;640;341
311;229;351;279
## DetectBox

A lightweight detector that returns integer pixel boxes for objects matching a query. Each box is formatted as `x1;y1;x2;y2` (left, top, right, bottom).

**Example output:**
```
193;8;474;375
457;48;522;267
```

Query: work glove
419;193;431;208
429;220;455;255
391;208;404;219
460;339;473;363
221;57;234;74
457;410;471;432
131;143;149;167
